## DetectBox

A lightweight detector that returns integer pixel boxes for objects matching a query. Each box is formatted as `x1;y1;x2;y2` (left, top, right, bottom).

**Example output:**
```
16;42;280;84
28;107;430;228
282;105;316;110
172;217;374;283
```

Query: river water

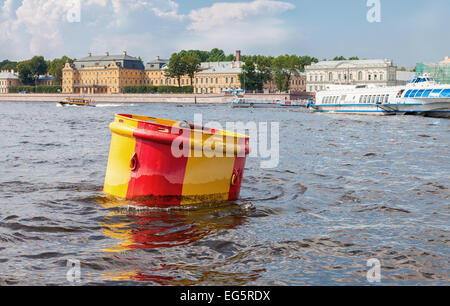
0;102;448;285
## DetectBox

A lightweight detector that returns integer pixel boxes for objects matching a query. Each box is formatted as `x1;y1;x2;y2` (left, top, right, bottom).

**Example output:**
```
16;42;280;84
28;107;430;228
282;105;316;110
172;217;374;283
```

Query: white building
305;59;398;92
0;70;20;93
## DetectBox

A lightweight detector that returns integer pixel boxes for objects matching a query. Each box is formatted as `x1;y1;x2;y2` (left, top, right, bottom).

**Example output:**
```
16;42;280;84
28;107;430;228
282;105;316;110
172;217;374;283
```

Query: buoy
103;114;250;206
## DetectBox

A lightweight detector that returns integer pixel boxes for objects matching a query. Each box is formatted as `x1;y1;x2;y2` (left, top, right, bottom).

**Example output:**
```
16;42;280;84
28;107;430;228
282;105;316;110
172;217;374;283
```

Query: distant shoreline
0;93;294;104
0;93;229;104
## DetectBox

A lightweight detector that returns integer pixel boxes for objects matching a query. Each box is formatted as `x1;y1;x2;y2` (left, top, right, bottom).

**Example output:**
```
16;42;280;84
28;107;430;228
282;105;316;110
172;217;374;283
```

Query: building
62;50;309;95
194;60;243;94
305;59;398;92
416;56;450;85
144;56;192;87
0;70;20;93
37;75;54;86
440;56;450;64
263;72;306;93
62;51;146;94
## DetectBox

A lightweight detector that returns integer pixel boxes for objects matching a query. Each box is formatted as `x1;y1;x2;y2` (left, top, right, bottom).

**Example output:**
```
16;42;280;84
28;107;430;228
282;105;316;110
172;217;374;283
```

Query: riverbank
0;93;295;104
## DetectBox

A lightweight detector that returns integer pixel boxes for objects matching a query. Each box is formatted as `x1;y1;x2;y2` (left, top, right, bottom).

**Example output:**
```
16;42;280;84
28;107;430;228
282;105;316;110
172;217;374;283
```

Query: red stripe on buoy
126;121;189;206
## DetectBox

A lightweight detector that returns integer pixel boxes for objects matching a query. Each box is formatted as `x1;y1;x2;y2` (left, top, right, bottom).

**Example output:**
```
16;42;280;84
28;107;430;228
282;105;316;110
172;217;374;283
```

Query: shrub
123;85;194;94
10;85;62;93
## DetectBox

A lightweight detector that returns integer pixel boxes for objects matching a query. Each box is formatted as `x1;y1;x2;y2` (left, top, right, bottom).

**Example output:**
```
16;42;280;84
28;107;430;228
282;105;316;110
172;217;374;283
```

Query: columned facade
305;59;398;92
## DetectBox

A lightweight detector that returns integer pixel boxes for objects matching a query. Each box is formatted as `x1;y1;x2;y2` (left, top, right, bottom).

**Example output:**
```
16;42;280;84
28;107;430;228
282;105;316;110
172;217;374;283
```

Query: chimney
88;52;92;57
105;51;109;56
123;51;127;56
156;56;160;61
236;50;241;62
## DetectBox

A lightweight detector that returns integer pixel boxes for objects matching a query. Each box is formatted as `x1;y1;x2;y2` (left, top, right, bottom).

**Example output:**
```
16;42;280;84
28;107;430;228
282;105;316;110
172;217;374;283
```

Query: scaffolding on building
416;63;450;84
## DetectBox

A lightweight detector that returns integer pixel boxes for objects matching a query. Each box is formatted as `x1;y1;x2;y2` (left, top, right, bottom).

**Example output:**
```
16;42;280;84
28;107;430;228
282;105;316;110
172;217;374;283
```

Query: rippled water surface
0;102;449;285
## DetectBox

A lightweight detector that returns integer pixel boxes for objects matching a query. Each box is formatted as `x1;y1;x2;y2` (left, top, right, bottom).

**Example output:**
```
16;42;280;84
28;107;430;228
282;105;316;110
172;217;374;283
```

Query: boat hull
388;99;450;118
229;102;282;108
310;104;394;115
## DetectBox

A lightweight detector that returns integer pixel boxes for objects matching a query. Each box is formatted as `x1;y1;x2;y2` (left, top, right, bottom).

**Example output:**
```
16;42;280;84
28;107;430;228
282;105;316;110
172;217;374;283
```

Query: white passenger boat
309;74;450;117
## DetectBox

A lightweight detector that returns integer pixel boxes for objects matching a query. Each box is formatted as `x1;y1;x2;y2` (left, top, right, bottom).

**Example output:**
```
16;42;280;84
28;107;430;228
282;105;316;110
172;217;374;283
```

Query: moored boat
309;74;450;117
228;97;283;108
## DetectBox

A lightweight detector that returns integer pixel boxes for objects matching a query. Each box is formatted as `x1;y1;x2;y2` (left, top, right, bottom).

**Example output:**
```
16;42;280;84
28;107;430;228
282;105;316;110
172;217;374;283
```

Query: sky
0;0;449;66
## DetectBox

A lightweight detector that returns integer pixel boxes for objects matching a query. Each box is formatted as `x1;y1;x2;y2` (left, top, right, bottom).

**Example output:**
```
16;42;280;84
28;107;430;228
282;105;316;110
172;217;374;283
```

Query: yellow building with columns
62;51;145;94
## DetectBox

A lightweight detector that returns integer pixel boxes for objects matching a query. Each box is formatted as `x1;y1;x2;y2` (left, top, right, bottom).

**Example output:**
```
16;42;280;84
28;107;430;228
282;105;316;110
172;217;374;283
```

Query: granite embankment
0;93;293;104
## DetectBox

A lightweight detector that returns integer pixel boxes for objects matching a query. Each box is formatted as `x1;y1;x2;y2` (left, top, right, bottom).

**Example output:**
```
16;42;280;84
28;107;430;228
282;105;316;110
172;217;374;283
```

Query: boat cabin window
385;95;389;103
404;90;412;97
415;89;425;97
431;89;443;97
442;89;450;97
409;90;418;97
422;90;432;98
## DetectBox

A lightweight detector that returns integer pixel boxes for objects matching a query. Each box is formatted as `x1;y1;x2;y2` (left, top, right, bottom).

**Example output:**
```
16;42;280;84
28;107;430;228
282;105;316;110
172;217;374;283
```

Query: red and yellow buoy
103;114;250;206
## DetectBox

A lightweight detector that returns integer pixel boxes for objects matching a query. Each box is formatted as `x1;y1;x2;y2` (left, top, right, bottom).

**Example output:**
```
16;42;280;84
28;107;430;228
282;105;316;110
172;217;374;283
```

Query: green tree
0;60;18;71
182;55;201;87
166;53;186;87
47;56;74;85
348;56;359;60
18;56;47;86
17;61;34;85
239;60;262;91
271;55;303;92
332;56;347;61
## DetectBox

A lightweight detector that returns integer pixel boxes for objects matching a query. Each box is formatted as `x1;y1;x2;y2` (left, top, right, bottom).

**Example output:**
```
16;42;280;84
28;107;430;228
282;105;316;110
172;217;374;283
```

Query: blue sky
0;0;448;66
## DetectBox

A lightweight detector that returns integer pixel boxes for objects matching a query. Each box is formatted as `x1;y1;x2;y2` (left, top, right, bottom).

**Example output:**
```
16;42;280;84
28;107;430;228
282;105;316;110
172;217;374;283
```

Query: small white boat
228;97;283;108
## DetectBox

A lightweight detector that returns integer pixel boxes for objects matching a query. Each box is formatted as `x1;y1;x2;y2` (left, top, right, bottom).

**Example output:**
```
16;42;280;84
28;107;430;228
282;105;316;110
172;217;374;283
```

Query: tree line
166;49;361;92
0;56;74;86
1;50;361;92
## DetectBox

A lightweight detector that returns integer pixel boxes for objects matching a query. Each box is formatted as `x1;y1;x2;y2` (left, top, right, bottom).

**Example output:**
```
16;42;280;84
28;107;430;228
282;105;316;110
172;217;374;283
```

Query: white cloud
0;0;184;59
0;0;296;60
182;0;296;55
187;0;295;32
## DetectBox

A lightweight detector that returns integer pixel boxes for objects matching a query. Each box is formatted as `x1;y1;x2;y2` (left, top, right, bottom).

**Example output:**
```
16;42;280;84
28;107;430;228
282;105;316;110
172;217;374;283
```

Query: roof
145;58;169;70
197;61;243;74
38;75;54;80
0;71;18;79
73;53;145;70
307;59;396;70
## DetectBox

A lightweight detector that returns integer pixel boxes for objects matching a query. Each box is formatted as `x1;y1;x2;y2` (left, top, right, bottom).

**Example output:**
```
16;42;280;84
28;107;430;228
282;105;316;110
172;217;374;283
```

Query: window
441;89;450;97
422;90;432;98
404;90;413;97
415;89;425;97
358;71;363;81
368;74;372;81
429;89;443;97
409;90;418;97
385;95;389;103
329;72;333;81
